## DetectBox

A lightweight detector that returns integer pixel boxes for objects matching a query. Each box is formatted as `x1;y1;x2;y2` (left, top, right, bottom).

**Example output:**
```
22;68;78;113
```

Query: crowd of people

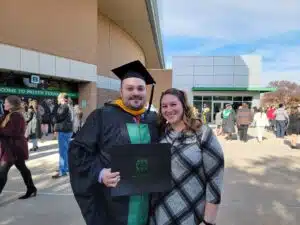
0;93;84;199
0;60;225;225
214;103;300;148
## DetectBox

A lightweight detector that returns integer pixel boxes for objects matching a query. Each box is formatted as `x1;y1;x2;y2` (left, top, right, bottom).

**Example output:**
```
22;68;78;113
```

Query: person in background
50;100;59;140
253;108;269;143
145;102;158;112
22;101;33;140
236;105;243;140
236;103;252;143
252;106;258;114
52;93;73;179
215;108;223;136
285;107;292;136
0;99;5;117
0;95;37;199
222;104;236;140
26;100;42;152
72;104;83;138
274;104;289;138
202;104;211;124
39;100;51;138
21;101;29;121
150;88;224;225
287;106;300;149
266;105;276;131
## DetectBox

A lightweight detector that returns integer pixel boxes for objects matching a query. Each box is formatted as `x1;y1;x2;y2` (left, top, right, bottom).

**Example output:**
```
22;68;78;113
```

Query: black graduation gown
68;104;159;225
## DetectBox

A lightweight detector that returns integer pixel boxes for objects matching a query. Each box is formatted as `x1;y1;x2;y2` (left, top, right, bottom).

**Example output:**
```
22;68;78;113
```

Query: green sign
135;159;148;175
31;75;40;84
0;86;79;98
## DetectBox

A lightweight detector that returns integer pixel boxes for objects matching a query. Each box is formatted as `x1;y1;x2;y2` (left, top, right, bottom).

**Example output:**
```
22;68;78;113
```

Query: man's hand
102;168;120;188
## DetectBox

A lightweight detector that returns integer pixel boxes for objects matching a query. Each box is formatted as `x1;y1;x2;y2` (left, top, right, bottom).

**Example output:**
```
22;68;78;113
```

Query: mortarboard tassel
147;84;155;112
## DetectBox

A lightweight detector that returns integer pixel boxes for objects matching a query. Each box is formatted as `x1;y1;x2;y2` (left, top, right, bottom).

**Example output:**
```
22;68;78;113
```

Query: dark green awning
0;86;79;98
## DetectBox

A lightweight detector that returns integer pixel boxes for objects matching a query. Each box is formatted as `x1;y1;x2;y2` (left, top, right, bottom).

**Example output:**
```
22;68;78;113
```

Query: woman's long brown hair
1;95;23;128
158;88;202;134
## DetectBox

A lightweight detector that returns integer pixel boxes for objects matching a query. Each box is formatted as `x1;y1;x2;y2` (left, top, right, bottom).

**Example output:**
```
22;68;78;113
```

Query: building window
243;101;252;108
232;102;243;110
193;101;202;113
213;96;233;101
233;96;243;101
203;96;212;100
193;94;255;124
243;96;253;101
193;96;202;101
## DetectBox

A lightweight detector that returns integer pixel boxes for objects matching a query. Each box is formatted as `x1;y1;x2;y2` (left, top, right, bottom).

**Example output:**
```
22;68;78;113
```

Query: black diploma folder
109;143;172;197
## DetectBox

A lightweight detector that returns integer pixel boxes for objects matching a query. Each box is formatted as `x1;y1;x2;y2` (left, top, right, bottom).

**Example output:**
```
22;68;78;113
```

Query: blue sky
158;0;300;85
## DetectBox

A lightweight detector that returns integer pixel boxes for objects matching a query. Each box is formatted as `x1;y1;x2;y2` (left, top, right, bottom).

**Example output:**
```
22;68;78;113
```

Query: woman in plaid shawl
150;88;224;225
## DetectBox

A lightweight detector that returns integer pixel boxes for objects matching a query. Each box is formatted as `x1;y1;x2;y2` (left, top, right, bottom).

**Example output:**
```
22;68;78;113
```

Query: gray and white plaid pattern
150;125;224;225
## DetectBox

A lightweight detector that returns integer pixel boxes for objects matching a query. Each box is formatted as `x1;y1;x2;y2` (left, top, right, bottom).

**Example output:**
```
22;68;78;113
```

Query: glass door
212;101;233;123
212;102;222;123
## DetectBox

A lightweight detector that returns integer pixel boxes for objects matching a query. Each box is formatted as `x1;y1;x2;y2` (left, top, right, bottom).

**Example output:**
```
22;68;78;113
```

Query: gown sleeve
68;108;108;225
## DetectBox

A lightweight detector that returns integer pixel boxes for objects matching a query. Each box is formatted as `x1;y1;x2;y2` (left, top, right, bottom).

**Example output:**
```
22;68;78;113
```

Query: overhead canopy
192;87;277;93
98;0;164;69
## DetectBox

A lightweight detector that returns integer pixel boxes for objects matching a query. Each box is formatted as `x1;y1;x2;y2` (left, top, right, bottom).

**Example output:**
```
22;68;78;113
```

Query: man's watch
202;219;215;225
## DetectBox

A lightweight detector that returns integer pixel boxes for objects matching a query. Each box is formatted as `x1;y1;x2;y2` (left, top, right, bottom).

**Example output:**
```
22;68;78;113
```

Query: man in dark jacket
52;93;73;178
236;103;252;142
68;61;159;225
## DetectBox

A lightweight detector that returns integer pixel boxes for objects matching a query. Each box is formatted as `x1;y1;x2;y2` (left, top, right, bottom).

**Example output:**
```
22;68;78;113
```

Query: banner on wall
0;86;79;98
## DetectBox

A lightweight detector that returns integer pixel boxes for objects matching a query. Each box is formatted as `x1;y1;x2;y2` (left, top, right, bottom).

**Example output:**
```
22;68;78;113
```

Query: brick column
78;82;97;119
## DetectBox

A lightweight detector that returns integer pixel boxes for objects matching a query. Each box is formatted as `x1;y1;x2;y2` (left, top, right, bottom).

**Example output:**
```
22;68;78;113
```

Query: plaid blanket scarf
150;125;224;225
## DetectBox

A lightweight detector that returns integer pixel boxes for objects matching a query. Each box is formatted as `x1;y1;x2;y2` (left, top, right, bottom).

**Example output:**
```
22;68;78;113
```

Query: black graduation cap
112;60;156;112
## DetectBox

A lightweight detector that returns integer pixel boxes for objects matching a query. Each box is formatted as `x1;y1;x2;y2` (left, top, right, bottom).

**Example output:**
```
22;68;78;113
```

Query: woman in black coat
287;106;300;149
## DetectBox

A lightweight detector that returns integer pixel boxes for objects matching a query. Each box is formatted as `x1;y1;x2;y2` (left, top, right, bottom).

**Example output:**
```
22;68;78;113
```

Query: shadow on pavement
219;155;300;225
0;194;19;208
28;144;58;161
0;143;72;208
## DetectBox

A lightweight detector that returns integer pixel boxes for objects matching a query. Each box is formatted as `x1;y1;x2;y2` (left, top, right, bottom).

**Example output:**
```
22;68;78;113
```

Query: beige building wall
97;88;120;107
78;82;98;119
0;0;98;64
0;1;159;116
147;69;172;109
97;13;146;78
96;13;147;109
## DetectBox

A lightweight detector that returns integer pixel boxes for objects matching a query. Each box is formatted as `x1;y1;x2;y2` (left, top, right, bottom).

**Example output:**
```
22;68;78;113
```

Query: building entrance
193;95;253;124
212;101;233;122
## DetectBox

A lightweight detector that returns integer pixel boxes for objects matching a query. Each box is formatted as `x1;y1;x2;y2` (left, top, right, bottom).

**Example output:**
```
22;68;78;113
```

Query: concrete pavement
217;129;300;225
0;129;299;225
0;140;85;225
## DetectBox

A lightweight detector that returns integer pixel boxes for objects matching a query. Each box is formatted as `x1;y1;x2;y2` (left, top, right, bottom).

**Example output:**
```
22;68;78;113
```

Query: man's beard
126;98;145;110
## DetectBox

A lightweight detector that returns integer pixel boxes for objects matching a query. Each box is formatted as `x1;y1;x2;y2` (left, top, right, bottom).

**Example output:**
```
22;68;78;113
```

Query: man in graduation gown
68;60;159;225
